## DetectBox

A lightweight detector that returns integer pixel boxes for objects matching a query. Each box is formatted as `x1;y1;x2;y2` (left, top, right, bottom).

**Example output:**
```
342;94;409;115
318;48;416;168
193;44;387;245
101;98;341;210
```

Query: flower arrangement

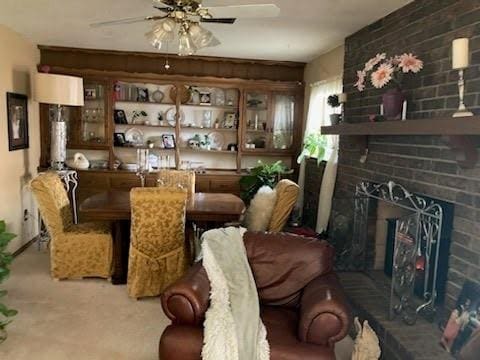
355;53;423;91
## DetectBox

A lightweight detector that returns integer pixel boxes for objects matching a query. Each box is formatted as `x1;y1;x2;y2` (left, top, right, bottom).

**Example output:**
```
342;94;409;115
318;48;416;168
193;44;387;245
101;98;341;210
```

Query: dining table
79;190;246;284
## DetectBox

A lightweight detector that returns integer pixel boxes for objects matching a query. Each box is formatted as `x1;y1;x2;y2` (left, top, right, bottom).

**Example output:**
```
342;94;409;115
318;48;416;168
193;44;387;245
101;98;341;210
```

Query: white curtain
273;95;295;149
297;77;342;233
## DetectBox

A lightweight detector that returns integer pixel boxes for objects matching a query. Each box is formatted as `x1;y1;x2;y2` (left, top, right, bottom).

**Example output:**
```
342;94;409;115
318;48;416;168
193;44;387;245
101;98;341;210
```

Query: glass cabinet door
244;91;270;150
271;94;295;151
75;81;109;146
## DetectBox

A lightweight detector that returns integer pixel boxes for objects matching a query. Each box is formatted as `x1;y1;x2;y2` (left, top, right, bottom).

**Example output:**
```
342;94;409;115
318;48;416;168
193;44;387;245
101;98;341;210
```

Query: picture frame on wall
84;87;97;100
114;109;128;124
6;92;29;151
137;87;149;102
162;134;176;149
113;132;127;147
223;112;237;129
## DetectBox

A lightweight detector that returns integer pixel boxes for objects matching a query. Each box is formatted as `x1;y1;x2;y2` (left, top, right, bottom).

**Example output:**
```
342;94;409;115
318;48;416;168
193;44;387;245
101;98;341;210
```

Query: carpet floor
0;244;353;359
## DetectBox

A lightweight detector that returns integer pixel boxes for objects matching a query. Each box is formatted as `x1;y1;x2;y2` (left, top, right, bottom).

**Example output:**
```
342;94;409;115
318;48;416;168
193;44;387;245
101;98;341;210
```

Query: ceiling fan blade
200;17;236;24
90;16;161;28
205;4;280;19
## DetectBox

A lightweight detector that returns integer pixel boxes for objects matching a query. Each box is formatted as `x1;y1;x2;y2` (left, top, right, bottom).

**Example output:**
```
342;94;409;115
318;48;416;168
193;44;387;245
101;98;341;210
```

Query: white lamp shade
34;73;84;106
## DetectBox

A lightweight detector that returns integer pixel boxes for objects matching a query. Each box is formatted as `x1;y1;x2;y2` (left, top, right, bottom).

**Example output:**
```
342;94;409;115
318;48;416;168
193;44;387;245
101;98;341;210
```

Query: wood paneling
39;46;305;83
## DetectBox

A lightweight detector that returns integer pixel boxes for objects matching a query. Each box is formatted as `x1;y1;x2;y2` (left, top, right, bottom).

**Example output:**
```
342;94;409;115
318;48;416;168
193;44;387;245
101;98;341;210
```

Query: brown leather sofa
160;232;352;360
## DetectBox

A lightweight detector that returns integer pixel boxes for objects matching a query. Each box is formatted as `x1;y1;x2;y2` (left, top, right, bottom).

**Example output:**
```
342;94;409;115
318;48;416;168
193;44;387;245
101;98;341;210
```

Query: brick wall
334;0;480;309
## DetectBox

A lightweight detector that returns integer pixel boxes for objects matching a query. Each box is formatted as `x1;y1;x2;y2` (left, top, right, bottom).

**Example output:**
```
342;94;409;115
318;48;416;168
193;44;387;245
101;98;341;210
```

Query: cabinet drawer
110;174;142;190
210;178;240;195
195;178;210;193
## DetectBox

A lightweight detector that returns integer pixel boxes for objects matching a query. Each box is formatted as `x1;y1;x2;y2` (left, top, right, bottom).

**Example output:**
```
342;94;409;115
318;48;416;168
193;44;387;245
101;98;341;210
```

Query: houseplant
297;132;327;165
0;220;17;343
327;95;341;124
354;52;423;119
240;160;288;203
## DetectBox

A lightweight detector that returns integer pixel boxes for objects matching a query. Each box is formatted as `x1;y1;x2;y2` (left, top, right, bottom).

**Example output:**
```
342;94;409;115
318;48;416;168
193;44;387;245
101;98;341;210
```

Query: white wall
0;25;40;252
303;45;345;133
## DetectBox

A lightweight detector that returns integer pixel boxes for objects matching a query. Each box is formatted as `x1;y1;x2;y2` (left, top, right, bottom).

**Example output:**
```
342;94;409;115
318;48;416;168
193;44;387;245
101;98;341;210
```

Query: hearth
350;181;454;325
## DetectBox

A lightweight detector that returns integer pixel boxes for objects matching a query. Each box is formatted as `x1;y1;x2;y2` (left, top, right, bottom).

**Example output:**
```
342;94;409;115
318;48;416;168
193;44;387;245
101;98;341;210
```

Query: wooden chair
157;170;195;197
30;172;113;280
127;187;188;299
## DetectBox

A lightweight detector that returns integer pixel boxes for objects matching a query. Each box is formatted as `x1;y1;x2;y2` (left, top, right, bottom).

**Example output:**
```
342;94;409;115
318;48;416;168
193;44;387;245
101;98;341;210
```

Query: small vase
382;88;405;120
330;113;341;125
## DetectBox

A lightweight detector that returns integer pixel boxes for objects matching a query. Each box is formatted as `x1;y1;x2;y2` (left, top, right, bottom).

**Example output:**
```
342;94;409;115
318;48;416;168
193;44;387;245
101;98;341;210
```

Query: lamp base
453;110;474;118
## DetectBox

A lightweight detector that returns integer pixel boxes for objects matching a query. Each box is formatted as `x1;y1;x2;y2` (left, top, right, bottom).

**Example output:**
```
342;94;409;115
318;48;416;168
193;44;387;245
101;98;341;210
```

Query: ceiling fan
91;0;280;56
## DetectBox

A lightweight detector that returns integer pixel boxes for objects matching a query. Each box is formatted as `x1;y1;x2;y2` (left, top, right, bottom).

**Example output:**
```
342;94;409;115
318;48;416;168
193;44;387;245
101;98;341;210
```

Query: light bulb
178;30;197;56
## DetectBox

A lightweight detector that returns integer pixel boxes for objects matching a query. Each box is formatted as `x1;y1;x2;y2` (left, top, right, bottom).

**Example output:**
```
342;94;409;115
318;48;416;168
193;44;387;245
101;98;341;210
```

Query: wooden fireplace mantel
321;116;480;168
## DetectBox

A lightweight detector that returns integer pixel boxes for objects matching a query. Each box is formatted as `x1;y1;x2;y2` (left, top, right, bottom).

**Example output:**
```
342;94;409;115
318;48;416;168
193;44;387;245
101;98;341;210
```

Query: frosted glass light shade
188;23;220;49
34;73;84;106
178;31;197;56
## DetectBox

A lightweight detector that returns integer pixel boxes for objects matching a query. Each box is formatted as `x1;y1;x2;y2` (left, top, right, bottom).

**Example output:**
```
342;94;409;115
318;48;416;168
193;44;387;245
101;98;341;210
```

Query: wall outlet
23;209;29;222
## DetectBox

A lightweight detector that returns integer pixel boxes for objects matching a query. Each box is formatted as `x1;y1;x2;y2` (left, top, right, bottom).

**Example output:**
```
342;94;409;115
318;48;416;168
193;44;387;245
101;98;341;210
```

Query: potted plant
297;132;327;165
239;160;288;203
327;95;341;125
0;220;17;343
132;110;148;124
354;53;423;119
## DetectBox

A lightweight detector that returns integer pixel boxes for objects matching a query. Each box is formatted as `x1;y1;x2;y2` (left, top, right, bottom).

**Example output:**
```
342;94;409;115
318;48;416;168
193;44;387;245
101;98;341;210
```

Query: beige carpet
0;244;353;359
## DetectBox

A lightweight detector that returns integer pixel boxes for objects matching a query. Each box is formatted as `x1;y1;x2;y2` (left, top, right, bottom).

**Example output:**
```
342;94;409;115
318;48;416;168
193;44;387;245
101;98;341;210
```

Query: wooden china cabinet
38;46;305;205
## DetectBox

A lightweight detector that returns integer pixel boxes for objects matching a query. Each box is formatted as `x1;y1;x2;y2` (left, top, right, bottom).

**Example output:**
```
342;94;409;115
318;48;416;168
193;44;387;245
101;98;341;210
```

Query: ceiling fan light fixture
161;17;177;32
145;30;163;50
178;29;197;56
188;23;220;49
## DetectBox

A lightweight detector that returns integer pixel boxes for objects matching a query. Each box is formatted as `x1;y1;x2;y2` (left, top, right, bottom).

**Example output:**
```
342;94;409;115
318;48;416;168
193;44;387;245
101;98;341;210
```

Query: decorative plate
208;131;225;150
165;107;185;126
169;85;191;104
151;88;164;103
125;127;144;146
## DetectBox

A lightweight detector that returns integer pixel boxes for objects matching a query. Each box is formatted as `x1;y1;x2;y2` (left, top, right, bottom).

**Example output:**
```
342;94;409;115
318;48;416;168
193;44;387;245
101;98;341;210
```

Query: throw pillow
244;186;277;232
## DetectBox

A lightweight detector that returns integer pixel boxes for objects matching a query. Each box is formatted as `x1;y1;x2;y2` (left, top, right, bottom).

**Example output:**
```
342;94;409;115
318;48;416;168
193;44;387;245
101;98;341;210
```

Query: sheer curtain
297;77;342;233
273;95;295;149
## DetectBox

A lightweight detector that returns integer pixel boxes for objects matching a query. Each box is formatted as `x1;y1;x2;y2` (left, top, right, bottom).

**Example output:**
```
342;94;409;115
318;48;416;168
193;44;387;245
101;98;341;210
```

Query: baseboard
13;236;38;257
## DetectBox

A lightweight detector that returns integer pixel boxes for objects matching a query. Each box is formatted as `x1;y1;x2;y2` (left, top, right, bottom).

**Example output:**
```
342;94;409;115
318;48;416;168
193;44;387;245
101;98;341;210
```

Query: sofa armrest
161;262;210;326
298;273;352;347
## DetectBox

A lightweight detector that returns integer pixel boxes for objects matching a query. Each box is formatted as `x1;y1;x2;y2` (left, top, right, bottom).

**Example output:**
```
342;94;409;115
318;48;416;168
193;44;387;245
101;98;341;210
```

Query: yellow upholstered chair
268;179;300;232
30;172;113;280
157;170;195;197
127;187;188;298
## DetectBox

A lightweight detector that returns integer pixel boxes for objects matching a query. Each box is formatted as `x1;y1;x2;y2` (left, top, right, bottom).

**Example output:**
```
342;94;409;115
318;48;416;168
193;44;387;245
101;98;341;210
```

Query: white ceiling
0;0;412;62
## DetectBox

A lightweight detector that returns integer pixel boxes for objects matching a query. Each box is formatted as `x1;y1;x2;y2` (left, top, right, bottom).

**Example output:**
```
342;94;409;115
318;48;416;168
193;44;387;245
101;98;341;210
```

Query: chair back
128;187;188;297
268;179;300;232
157;170;195;197
31;172;73;236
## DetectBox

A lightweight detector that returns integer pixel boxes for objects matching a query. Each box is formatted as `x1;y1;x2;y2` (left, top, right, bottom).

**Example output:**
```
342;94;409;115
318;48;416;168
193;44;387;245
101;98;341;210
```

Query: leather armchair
160;232;352;360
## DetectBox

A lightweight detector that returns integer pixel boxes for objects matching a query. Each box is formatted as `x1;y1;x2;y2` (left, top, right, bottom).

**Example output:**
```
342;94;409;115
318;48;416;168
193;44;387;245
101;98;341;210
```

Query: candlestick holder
453;69;474;118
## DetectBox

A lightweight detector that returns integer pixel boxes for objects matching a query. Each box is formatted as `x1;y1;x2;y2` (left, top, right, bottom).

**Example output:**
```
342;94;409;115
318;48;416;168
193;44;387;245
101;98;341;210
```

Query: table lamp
34;73;84;169
452;38;473;117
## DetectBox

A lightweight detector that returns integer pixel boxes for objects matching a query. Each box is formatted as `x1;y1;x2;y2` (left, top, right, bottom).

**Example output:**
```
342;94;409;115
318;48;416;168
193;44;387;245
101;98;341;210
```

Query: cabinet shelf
182;104;238;110
115;100;175;106
181;126;237;132
180;147;237;154
114;146;175;151
114;123;175;129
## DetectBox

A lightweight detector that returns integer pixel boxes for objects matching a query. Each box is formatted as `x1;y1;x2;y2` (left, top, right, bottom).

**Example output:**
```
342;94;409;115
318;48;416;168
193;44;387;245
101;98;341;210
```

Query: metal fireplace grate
352;181;453;325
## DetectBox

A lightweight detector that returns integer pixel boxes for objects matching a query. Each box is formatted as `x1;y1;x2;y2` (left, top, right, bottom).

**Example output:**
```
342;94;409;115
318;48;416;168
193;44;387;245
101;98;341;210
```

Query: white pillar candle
338;93;348;103
452;38;470;69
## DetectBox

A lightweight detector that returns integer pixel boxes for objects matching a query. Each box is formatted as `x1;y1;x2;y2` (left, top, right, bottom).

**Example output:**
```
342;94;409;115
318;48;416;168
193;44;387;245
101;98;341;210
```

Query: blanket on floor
199;227;270;360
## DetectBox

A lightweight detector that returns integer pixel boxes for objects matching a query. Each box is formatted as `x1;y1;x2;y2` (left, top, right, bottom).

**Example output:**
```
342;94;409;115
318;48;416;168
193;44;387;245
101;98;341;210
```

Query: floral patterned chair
157;170;195;198
127;187;188;299
30;172;113;280
268;179;300;231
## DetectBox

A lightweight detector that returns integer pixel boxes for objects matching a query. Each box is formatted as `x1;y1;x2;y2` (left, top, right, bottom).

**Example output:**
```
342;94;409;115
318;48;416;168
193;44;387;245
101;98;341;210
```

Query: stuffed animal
66;152;90;170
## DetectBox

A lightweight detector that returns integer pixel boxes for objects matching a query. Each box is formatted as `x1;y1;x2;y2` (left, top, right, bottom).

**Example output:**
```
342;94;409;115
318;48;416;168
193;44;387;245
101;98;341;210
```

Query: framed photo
162;134;176;149
114;109;128;124
440;281;480;355
199;91;211;106
137;87;149;102
84;87;97;100
6;92;29;151
223;112;237;128
113;132;127;147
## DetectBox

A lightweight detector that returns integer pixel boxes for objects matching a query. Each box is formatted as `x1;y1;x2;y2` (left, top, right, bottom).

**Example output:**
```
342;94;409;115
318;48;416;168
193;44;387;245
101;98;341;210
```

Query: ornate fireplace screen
353;181;443;325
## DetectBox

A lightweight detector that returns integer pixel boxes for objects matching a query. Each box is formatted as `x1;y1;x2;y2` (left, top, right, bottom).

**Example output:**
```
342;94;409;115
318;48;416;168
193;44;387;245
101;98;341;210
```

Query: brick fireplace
331;0;480;313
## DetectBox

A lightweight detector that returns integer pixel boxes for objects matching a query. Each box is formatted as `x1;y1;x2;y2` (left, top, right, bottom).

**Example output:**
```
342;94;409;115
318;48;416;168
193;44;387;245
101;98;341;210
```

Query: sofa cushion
244;232;334;307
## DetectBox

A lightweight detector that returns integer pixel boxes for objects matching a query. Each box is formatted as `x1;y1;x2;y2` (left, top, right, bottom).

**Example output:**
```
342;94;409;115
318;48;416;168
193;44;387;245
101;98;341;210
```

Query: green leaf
0;221;5;234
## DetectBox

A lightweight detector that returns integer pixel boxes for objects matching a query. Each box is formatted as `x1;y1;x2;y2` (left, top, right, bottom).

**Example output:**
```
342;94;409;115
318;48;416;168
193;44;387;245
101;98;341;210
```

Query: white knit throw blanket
200;227;270;360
